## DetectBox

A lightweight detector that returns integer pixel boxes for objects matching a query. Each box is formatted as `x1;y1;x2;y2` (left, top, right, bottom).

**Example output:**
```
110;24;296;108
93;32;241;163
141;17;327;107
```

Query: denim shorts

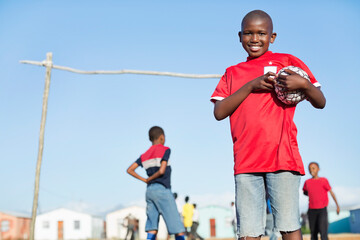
145;183;185;234
235;171;301;238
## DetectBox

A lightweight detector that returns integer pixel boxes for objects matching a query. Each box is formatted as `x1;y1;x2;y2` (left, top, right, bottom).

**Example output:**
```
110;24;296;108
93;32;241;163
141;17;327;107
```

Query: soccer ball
275;66;310;105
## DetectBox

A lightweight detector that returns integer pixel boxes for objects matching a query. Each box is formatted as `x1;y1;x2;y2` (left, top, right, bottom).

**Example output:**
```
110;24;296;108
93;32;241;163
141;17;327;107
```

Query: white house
197;205;234;239
35;208;104;240
106;206;168;240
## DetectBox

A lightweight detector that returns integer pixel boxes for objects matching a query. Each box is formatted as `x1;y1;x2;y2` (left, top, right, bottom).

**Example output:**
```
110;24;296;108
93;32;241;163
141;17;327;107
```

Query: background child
303;162;340;240
230;201;237;238
182;196;194;235
190;204;204;240
210;10;326;240
126;126;185;240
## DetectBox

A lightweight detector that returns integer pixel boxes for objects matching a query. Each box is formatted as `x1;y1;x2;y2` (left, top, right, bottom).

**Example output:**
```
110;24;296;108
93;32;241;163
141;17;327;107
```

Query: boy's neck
247;50;271;61
312;175;319;179
152;134;165;145
152;140;163;145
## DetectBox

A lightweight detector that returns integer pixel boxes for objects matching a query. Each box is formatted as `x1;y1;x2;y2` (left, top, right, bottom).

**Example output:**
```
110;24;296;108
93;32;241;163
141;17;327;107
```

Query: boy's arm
329;189;340;215
303;181;308;196
303;84;326;109
276;69;326;109
146;160;167;182
126;162;148;183
214;72;276;120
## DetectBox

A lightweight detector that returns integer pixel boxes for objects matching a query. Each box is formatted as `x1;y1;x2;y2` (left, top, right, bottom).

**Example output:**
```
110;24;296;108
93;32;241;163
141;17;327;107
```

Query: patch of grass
301;226;311;234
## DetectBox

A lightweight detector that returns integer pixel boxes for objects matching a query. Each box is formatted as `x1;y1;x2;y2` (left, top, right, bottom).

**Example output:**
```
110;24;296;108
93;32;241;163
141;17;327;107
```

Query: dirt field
208;234;360;240
302;234;360;240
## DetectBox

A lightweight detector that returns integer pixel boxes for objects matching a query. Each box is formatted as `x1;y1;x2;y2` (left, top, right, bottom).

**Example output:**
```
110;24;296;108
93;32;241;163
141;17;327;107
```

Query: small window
74;220;80;230
43;221;50;229
351;213;355;223
1;220;10;232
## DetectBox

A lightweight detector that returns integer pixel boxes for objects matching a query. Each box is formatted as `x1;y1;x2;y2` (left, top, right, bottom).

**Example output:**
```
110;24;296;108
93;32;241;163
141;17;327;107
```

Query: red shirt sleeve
324;178;331;191
288;55;320;87
210;70;229;103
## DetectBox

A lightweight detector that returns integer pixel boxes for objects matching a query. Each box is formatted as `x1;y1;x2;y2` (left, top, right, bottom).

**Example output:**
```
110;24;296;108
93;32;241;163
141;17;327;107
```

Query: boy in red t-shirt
303;162;340;240
210;10;326;240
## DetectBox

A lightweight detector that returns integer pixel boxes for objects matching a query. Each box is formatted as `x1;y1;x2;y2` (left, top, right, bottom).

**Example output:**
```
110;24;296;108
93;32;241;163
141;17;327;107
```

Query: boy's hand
213;71;276;121
250;72;276;92
276;69;311;91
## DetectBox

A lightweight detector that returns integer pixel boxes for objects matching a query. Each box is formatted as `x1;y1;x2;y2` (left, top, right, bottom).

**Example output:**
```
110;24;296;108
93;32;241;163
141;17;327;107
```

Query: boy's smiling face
239;17;276;58
309;163;319;178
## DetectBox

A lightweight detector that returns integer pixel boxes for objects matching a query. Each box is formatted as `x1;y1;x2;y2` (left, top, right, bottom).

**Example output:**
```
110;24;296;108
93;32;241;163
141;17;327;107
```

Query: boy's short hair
309;162;320;168
185;196;190;202
149;126;164;142
241;10;273;33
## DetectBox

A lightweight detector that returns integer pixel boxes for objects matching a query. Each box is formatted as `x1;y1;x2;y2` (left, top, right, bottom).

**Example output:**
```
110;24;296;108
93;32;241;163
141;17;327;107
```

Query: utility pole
29;52;53;240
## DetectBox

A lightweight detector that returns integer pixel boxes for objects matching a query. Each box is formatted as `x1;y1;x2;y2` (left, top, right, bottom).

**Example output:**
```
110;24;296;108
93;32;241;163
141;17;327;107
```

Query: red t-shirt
303;177;331;209
211;51;320;175
135;144;172;188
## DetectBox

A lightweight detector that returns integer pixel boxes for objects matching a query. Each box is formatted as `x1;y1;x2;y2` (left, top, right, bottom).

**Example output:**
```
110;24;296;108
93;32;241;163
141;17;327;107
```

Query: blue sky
1;0;360;216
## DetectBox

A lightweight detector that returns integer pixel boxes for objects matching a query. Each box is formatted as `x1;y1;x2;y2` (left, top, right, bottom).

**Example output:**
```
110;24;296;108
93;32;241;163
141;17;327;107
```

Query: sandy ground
302;234;360;240
207;234;360;240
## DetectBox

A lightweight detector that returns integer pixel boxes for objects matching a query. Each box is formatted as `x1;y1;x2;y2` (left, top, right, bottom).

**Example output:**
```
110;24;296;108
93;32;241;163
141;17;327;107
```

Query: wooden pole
29;52;53;240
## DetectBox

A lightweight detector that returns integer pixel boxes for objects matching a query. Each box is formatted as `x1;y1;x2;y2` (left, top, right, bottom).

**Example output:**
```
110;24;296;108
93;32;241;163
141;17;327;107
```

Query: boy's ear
270;32;277;44
238;31;242;42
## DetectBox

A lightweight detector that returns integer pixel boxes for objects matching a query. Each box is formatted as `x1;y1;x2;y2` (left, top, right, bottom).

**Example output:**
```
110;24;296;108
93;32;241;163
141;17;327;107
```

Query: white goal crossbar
20;59;222;79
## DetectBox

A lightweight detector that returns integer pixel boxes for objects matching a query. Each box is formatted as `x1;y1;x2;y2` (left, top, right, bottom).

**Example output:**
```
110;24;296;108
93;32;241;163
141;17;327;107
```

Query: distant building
328;208;351;233
106;206;168;240
350;207;360;233
35;208;104;240
0;211;31;240
197;205;234;239
328;205;360;234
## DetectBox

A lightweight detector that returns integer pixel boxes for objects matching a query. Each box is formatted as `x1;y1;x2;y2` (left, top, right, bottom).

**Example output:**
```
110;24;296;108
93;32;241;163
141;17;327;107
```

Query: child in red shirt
211;10;326;240
303;162;340;240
